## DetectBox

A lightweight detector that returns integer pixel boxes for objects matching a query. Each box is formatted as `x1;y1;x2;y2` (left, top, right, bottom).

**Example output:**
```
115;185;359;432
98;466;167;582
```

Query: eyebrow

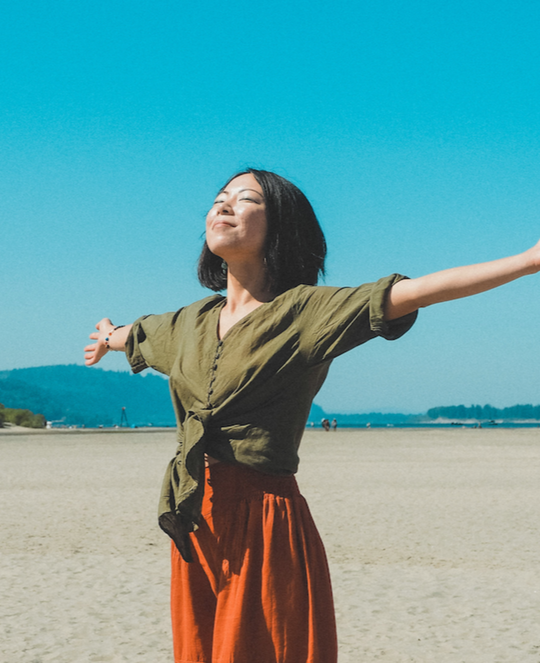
218;187;263;197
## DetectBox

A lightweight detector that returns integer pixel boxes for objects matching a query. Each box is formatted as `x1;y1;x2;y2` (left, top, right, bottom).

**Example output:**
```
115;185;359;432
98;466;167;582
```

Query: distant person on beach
321;418;331;431
331;418;338;431
84;168;540;663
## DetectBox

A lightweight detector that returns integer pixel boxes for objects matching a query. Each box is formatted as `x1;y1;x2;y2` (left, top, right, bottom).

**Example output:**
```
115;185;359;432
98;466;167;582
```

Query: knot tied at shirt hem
157;408;214;563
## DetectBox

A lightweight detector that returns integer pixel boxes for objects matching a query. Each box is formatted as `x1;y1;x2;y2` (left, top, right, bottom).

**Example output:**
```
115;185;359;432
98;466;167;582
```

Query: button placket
207;340;223;408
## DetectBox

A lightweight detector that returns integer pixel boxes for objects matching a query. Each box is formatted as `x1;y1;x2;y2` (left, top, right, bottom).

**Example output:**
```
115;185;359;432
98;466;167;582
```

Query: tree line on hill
0;403;46;428
427;404;540;421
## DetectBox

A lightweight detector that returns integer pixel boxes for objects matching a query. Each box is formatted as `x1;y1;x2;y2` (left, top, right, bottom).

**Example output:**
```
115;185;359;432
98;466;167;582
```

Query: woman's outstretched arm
84;318;133;366
385;239;540;321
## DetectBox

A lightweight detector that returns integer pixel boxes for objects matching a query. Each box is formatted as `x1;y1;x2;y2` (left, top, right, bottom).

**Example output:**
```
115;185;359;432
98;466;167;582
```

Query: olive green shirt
126;274;417;561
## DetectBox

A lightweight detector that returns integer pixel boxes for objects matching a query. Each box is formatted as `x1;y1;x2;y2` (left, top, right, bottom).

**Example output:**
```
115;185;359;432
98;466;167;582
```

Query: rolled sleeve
125;311;182;376
368;274;418;340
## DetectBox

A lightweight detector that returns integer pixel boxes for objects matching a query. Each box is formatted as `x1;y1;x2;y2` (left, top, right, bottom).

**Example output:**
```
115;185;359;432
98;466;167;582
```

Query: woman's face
205;173;267;264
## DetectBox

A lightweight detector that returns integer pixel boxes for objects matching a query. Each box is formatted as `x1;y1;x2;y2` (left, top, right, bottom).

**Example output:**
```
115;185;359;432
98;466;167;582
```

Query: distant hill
0;365;175;427
2;365;537;429
0;365;424;429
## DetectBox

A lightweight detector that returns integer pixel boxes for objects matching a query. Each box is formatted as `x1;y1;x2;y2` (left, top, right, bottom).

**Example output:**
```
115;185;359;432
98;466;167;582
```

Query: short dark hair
198;168;327;294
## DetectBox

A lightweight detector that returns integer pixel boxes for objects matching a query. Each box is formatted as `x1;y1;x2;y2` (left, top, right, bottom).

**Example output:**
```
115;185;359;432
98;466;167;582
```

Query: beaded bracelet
104;325;125;349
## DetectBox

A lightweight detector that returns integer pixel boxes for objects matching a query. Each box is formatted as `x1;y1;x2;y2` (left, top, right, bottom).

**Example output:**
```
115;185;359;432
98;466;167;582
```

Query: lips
212;220;235;229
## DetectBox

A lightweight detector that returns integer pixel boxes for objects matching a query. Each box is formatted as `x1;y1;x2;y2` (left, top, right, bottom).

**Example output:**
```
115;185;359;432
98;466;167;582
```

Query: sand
1;427;539;662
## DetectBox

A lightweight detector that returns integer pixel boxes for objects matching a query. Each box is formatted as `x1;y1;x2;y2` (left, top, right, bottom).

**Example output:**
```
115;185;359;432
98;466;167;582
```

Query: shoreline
0;425;176;436
3;422;540;437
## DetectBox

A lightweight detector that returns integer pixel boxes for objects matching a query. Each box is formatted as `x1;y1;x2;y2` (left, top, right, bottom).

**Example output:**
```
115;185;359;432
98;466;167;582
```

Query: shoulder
277;283;348;304
285;276;408;329
135;294;224;330
182;294;225;315
283;283;373;313
291;276;410;307
152;294;223;333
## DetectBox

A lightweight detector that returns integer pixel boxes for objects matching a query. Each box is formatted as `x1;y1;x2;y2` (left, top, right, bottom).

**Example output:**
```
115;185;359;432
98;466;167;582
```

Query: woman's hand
84;318;116;366
385;238;540;321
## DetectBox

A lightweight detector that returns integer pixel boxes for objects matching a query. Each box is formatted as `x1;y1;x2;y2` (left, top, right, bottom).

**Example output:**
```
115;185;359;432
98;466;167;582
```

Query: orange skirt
170;463;338;663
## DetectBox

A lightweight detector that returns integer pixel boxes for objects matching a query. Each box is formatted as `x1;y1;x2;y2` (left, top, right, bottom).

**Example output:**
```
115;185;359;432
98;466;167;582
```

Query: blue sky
2;0;539;412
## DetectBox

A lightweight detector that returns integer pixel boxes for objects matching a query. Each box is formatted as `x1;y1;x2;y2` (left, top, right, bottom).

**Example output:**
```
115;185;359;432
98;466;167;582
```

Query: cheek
257;225;267;244
205;214;216;242
257;219;268;245
252;212;267;239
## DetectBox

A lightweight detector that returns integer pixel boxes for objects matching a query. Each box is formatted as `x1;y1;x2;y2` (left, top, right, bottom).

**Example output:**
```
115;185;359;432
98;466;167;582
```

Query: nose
217;202;232;215
214;197;234;215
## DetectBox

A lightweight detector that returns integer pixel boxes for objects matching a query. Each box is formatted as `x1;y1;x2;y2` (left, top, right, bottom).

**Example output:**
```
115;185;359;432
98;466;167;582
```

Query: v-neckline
215;296;274;342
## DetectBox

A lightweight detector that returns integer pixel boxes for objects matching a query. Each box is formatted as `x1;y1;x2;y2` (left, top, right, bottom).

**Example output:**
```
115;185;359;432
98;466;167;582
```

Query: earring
221;260;228;275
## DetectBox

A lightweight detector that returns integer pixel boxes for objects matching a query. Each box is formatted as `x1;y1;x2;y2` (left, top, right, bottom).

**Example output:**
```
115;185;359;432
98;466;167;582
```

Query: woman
85;169;540;663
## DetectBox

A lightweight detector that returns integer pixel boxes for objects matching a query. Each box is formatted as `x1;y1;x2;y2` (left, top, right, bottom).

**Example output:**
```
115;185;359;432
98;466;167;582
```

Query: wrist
104;325;125;351
518;248;540;276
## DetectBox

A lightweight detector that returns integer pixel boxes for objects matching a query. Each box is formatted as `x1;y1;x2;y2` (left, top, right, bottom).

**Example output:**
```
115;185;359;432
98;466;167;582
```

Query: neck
224;260;274;311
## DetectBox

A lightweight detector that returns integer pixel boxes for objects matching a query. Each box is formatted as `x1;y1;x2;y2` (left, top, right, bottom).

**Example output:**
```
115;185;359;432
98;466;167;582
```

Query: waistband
204;462;300;501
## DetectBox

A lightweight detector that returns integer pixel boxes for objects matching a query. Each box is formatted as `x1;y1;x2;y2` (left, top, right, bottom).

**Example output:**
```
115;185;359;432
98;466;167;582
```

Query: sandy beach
1;427;539;662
